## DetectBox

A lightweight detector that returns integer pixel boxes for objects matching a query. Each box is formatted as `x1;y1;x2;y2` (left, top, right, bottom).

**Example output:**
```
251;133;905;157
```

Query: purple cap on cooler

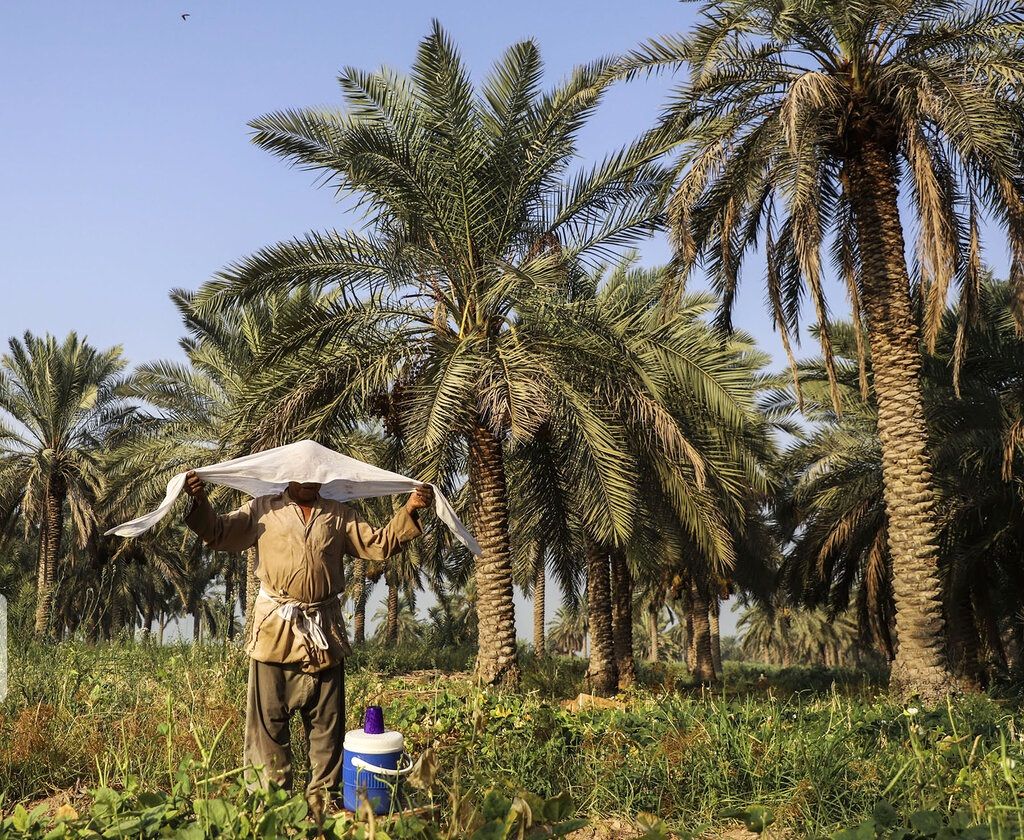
363;705;385;734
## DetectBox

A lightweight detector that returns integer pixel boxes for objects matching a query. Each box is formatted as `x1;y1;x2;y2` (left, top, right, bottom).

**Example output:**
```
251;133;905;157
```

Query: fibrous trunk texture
609;548;636;688
469;422;520;688
647;603;659;663
585;538;619;696
683;586;697;672
710;597;722;677
689;581;717;685
34;477;65;639
352;557;367;645
533;547;546;656
385;575;399;644
847;136;955;702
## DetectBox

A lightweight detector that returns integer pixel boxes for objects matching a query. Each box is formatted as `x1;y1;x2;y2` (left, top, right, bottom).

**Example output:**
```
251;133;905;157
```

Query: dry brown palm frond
906;127;958;351
817;499;871;577
668;140;728;266
792;197;842;416
780;71;841;154
1002;417;1024;482
837;221;871;401
996;175;1024;333
952;203;983;396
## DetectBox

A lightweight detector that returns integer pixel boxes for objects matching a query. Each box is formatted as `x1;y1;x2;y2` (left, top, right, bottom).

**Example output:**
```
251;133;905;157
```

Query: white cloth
257;586;335;651
104;438;482;555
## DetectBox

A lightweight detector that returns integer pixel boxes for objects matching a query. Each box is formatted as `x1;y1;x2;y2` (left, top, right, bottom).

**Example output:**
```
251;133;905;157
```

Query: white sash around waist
256;586;343;652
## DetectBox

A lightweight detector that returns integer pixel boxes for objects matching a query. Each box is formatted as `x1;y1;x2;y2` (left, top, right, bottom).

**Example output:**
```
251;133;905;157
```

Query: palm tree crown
189;22;672;687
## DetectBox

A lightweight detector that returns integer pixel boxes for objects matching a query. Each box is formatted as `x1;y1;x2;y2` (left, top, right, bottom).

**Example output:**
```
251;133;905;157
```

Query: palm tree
548;604;588;657
779;282;1024;684
191;24;671;687
619;0;1024;700
531;543;547;656
0;332;132;638
509;535;550;656
372;591;423;645
505;257;777;693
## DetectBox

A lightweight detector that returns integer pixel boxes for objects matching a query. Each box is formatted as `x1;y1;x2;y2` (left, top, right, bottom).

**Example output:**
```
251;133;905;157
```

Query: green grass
2;639;1023;838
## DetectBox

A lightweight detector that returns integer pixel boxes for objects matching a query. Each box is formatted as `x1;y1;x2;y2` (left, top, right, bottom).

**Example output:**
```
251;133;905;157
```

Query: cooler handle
351;754;414;777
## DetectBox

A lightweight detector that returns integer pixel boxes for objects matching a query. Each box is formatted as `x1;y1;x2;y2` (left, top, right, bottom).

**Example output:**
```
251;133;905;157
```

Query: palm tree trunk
353;557;367;645
585;538;618;696
225;562;235;642
532;547;546;656
34;479;65;639
34;517;49;638
846;137;954;701
468;421;520;687
710;597;723;677
385;574;399;644
683;587;697;672
143;597;156;640
609;548;636;688
689;581;717;685
193;610;202;644
647;603;659;662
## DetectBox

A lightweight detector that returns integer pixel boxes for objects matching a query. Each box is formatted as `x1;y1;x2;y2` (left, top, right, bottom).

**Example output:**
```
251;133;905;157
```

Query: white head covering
105;439;481;555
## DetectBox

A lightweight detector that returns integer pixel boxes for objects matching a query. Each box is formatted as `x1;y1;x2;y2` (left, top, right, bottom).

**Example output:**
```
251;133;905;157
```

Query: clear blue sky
11;1;1007;642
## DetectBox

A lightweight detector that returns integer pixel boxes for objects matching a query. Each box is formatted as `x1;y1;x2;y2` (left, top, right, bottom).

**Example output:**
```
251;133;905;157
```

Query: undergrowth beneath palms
2;640;1023;838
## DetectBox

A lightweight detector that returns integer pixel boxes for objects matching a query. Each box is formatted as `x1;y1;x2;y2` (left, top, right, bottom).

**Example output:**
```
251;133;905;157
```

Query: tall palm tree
620;0;1024;700
779;282;1024;684
192;24;671;687
503;258;775;693
0;333;132;638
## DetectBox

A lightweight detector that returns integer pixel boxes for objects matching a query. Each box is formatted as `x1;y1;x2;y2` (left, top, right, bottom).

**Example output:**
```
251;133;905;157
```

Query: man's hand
184;470;207;498
404;485;433;514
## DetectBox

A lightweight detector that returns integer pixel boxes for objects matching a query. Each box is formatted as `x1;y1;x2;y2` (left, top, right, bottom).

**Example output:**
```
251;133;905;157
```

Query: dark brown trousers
244;659;345;798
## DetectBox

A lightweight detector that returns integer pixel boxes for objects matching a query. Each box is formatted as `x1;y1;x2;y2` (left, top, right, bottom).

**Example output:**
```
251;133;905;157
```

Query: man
182;470;432;809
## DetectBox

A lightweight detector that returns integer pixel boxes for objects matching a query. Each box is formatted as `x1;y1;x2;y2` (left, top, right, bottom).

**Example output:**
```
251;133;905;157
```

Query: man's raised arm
182;470;258;553
342;485;433;562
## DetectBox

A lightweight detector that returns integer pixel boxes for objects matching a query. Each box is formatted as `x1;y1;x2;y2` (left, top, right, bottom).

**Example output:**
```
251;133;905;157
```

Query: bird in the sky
181;13;190;20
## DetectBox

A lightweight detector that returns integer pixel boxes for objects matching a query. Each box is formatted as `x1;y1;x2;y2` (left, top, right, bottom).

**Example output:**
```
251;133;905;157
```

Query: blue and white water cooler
342;705;411;814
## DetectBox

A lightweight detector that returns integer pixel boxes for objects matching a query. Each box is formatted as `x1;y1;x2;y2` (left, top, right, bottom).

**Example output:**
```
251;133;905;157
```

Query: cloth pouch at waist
248;586;353;671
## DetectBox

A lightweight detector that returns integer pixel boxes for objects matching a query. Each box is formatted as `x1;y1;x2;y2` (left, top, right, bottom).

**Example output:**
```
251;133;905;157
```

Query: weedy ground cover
1;640;1022;838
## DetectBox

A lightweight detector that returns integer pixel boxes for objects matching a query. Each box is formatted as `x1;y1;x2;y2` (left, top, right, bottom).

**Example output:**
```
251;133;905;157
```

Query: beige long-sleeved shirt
185;491;421;672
